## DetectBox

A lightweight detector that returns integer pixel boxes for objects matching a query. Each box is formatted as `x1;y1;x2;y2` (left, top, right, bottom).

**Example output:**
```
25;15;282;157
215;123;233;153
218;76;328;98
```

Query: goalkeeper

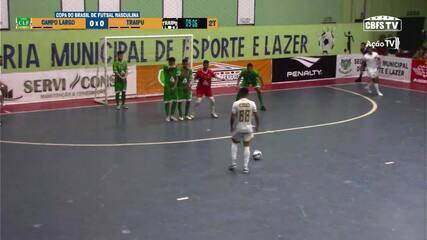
112;51;128;110
236;63;266;111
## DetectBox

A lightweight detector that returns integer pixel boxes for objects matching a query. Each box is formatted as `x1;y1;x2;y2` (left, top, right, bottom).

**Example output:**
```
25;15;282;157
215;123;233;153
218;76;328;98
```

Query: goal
95;34;194;105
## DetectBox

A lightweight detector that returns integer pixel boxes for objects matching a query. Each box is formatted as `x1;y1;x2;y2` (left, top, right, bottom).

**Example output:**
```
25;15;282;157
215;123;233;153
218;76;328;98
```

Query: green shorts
177;87;192;101
164;87;178;103
114;79;127;92
240;79;260;88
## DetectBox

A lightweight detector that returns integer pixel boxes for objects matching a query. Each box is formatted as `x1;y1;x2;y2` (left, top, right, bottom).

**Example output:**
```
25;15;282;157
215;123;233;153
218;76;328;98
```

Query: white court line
0;82;360;115
0;86;378;147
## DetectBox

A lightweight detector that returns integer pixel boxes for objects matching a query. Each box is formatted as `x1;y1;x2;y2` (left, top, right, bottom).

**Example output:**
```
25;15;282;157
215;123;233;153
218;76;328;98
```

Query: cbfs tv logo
363;16;402;32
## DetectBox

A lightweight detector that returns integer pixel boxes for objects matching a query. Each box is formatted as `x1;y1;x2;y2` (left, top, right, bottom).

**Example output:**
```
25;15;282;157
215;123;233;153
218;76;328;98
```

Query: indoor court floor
1;83;426;240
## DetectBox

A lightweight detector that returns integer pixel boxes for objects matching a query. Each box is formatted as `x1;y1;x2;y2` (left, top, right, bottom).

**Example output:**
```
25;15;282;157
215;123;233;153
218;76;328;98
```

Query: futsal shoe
211;112;219;118
178;116;184;121
165;116;171;122
116;105;121;110
122;105;128;109
242;168;249;174
170;116;178;121
228;164;237;172
261;106;266;111
377;91;384;96
185;115;193;120
364;85;372;94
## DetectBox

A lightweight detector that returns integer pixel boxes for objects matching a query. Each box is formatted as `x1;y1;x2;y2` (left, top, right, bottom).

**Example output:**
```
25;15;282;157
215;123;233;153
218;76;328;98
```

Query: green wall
2;0;425;30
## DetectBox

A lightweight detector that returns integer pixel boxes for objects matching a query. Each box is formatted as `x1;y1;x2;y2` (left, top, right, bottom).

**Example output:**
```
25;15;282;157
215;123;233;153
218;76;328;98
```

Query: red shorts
196;86;213;97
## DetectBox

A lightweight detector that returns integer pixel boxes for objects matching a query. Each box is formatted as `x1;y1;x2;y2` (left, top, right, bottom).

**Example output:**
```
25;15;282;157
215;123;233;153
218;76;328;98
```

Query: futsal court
1;82;426;240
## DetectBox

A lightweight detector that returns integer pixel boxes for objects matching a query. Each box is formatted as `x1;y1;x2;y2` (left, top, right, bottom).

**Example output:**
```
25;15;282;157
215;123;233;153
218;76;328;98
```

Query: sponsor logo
291;57;321;68
363;16;402;32
319;27;335;54
162;18;178;29
338;56;352;74
273;56;336;82
366;37;400;50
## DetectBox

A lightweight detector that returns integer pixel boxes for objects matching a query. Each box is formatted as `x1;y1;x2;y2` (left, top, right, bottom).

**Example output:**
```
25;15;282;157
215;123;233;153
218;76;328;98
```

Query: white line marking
0;82;360;115
0;86;378;147
384;161;395;165
177;197;189;201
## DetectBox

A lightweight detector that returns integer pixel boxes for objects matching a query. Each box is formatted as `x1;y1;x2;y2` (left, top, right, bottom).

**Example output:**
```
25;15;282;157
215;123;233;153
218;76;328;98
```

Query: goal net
95;34;194;105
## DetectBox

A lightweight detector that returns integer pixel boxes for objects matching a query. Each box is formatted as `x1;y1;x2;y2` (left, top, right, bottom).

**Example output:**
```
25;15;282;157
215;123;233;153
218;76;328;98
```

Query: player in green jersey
236;63;266;111
112;51;128;110
163;57;180;122
177;58;193;120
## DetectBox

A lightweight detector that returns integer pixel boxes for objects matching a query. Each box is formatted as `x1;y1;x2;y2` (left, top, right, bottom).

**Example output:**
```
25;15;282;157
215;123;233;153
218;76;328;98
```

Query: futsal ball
252;150;262;160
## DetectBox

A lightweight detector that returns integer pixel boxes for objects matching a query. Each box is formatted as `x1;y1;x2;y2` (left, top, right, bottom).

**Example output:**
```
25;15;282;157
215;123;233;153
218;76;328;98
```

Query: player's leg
114;80;122;110
242;134;254;174
192;87;203;118
206;88;218;118
254;84;266;111
121;91;128;109
209;97;218;118
121;81;128;109
185;100;192;120
229;136;240;171
170;100;178;121
164;87;172;121
372;76;383;96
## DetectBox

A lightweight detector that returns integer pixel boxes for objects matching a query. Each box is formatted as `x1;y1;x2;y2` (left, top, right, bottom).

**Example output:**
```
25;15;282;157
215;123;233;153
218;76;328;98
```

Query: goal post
95;34;194;105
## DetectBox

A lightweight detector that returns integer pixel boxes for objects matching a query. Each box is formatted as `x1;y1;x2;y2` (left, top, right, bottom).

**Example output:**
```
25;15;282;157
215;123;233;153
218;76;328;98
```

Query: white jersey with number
364;52;380;77
232;98;257;133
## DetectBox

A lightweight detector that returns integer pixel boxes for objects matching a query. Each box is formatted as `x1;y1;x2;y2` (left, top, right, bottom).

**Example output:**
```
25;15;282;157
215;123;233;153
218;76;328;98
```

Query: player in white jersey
229;88;260;174
363;48;383;96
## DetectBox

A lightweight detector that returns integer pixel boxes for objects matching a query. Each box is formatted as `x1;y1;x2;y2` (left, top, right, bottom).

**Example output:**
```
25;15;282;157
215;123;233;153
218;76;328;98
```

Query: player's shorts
196;86;213;97
232;131;254;143
114;79;127;92
240;79;260;88
366;69;379;78
177;87;192;101
164;87;178;103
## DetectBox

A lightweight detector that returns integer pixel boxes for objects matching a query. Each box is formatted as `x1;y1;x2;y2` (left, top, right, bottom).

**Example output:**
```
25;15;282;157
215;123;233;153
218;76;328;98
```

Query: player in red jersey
192;60;219;118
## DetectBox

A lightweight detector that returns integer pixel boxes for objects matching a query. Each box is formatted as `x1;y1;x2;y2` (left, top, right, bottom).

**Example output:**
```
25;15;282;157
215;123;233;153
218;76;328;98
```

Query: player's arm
122;62;128;80
237;73;243;87
113;62;119;78
230;103;237;132
187;70;193;89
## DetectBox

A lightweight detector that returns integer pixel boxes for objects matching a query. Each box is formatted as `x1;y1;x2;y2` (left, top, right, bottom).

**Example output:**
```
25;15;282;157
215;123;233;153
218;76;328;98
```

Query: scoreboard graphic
16;12;218;30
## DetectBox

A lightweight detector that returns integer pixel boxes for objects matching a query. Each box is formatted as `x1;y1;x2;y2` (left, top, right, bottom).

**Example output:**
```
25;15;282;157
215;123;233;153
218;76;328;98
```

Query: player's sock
243;146;250;170
185;101;191;116
171;101;177;115
115;92;120;106
374;83;383;96
231;142;238;166
256;91;264;107
165;103;170;116
177;102;183;117
121;92;126;105
209;97;216;114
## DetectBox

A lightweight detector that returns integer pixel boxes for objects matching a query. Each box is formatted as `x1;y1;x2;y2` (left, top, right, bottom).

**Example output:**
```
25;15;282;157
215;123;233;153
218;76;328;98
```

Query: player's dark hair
203;59;209;64
239;87;249;97
168;57;176;62
117;51;125;56
247;63;253;68
182;57;189;63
